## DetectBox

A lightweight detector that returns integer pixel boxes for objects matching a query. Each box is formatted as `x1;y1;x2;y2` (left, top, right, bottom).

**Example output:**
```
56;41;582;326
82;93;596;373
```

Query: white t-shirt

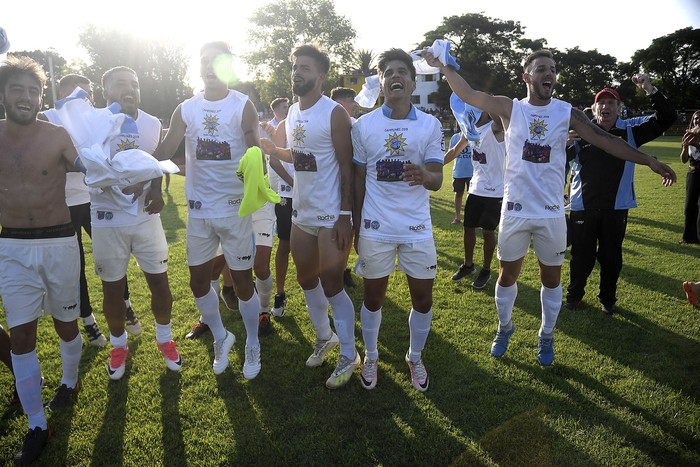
503;98;571;218
286;95;343;227
43;108;91;207
469;121;506;198
90;109;162;227
181;90;249;219
352;106;444;243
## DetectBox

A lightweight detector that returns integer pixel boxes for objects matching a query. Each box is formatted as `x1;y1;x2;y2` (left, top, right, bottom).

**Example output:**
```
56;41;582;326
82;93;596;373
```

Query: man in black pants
565;74;676;315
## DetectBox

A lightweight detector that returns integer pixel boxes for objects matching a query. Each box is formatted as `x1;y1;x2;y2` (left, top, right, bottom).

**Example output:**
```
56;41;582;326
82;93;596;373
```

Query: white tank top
91;109;162;227
181;90;249;218
503;98;571;218
469;121;506;198
286;95;343;227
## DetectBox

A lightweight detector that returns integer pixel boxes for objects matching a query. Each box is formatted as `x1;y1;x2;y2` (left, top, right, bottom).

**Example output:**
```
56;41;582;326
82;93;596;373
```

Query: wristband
339;210;352;216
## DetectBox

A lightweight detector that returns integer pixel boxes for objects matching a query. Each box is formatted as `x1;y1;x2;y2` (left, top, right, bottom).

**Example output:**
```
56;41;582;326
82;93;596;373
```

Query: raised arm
443;133;469;165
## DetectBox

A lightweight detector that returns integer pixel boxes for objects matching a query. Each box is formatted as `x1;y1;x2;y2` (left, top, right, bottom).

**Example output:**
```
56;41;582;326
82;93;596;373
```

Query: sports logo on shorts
189;200;202;210
97;211;114;220
506;202;522;212
292;209;298;218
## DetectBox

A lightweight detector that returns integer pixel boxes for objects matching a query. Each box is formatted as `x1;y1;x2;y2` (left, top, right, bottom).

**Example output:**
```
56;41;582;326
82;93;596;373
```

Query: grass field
0;136;698;466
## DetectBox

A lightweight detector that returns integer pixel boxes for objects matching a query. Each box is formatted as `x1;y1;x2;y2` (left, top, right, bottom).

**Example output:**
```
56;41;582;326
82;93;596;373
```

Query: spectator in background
681;110;700;244
447;126;473;225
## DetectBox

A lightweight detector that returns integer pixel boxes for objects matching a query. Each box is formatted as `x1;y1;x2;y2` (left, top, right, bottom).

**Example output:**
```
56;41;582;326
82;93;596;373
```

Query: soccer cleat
360;356;378;390
219;286;238;311
490;325;515;358
83;322;107;347
125;306;142;336
601;303;617;316
185;320;210;339
46;383;80;411
684;281;698;306
325;351;360;389
405;352;429;392
213;331;235;375
471;268;492;289
157;340;182;372
563;299;580;311
108;346;129;380
451;263;476;281
13;426;51;465
243;345;261;380
305;333;339;367
258;312;273;337
271;292;287;318
537;335;555;366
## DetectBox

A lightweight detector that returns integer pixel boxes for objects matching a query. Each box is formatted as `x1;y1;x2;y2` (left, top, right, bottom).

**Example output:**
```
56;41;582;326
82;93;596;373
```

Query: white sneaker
243;345;261;380
213;331;235;375
360;356;378;390
305;333;339;367
326;351;360;389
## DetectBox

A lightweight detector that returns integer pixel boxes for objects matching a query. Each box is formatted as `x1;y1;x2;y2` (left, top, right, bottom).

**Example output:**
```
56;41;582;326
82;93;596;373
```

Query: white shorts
497;215;567;266
292;221;322;237
187;216;255;270
252;202;275;248
0;235;80;328
354;237;437;280
92;217;169;281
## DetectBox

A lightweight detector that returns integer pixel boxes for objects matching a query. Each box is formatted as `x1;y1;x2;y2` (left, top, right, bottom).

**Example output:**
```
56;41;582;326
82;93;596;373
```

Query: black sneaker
564;300;580;311
46;383;80;411
601;303;617;316
83;322;107;347
125;306;142;335
471;269;492;289
343;268;356;287
219;286;238;311
13;426;50;465
258;312;273;337
271;292;287;318
451;263;476;281
185;320;210;340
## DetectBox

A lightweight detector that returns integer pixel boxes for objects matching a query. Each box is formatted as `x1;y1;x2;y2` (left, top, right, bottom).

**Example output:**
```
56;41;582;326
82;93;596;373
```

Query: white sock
361;303;382;361
195;287;226;342
155;321;173;345
408;308;432;361
238;290;261;348
495;282;517;329
540;284;562;335
256;274;273;311
11;350;46;430
328;289;356;360
303;281;332;341
81;313;96;326
59;333;82;388
211;279;221;296
110;331;128;349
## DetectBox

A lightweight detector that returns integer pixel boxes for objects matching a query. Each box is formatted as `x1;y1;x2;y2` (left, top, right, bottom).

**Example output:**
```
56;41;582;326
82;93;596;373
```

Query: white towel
410;39;461;73
0;27;10;54
450;92;482;143
355;75;380;108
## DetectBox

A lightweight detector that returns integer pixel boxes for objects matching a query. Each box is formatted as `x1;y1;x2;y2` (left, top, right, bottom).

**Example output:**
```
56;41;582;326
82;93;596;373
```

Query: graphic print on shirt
290;122;317;172
472;148;487;164
376;131;408;182
522;117;551;164
196;113;231;160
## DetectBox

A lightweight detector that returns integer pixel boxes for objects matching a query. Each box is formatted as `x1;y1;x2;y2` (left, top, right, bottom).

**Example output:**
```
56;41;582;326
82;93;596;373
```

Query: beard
292;79;315;97
4;104;38;125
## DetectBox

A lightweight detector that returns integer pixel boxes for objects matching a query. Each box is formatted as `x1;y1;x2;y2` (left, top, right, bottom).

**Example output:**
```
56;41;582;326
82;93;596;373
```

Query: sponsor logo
237;255;252;261
160;259;168;264
317;214;335;221
63;303;78;310
260;232;271;238
228;199;241;205
370;221;380;230
188;200;202;210
409;224;426;231
555;250;566;256
97;211;114;220
426;264;437;270
506;202;522;211
364;219;371;229
544;204;560;212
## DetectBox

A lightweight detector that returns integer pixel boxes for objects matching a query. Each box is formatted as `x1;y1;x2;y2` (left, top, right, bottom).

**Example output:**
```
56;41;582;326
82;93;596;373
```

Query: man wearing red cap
565;74;676;315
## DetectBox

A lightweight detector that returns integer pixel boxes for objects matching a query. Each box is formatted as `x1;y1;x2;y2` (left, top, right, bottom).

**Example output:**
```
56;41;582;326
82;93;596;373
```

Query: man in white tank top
154;42;263;380
261;44;357;389
424;49;675;366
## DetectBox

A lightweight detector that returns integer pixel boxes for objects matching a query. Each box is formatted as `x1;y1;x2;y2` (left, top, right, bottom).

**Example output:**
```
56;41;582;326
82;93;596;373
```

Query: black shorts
275;198;293;241
452;177;471;193
463;194;502;230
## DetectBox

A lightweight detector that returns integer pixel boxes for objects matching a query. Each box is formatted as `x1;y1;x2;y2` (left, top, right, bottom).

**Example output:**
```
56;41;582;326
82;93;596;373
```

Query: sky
2;0;698;88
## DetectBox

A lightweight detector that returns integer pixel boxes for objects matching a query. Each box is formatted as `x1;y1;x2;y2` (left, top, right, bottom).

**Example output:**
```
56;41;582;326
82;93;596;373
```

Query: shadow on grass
160;371;185;466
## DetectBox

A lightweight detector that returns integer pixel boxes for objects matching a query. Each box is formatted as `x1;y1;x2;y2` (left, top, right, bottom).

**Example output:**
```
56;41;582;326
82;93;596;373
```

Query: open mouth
390;82;403;91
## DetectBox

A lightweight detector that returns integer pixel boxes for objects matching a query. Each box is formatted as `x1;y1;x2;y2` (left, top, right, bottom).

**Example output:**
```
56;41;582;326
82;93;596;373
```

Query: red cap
594;87;621;103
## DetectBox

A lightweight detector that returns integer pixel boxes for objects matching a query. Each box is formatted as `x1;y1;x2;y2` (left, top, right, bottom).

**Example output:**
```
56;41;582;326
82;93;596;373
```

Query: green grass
0;136;698;466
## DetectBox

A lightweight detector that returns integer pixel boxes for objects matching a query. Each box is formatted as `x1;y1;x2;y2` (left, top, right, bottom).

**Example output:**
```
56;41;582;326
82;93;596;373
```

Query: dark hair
200;41;233;57
377;48;416;81
290;44;330;74
523;49;554;73
0;55;47;93
330;87;356;101
58;74;90;94
270;97;289;110
101;66;137;89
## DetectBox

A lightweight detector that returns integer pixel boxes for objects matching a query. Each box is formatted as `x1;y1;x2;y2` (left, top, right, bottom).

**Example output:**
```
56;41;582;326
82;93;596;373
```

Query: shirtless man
0;55;83;465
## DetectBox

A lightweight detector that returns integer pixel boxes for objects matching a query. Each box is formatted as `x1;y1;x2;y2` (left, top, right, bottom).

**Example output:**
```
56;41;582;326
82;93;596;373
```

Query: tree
555;47;618;108
631;27;700;111
78;25;192;122
354;49;377;76
7;50;68;108
244;0;356;105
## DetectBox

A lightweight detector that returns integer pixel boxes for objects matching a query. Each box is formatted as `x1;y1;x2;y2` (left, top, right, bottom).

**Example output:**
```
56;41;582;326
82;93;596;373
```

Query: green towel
237;146;281;217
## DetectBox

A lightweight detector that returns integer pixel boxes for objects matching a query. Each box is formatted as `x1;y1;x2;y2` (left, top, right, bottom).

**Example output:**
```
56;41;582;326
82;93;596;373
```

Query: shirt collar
381;103;417;120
